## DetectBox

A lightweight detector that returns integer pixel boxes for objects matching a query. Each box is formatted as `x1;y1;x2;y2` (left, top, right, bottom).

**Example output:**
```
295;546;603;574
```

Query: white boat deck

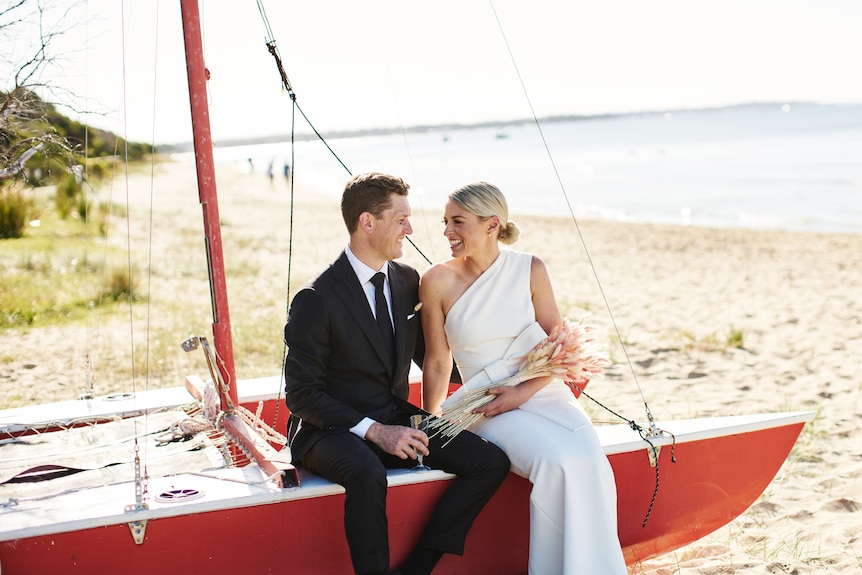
0;374;814;543
0;407;813;543
0;459;453;541
596;410;814;455
0;386;198;434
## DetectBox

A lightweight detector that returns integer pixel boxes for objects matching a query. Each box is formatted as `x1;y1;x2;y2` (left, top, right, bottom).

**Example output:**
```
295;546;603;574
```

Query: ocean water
195;103;862;235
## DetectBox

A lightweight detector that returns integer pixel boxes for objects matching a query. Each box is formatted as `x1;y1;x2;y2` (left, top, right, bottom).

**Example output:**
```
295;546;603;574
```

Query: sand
1;160;860;573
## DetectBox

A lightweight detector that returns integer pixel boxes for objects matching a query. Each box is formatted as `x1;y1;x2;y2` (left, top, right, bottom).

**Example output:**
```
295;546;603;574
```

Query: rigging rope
568;382;676;526
487;0;673;526
254;0;436;428
253;0;672;523
117;0;149;509
486;0;659;432
254;0;432;266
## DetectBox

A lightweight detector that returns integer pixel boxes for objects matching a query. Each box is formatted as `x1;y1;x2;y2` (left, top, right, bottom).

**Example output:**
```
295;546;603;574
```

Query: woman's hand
474;384;531;417
474;374;554;418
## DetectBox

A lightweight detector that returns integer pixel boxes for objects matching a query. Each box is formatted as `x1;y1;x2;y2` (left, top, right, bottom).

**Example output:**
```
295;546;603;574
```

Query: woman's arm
530;255;563;335
418;266;455;415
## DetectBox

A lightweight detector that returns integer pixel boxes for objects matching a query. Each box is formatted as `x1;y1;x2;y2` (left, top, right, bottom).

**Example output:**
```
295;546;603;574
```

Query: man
284;172;510;575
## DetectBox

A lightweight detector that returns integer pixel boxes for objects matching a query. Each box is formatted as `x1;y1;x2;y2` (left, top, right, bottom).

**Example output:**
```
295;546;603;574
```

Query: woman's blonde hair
449;181;520;245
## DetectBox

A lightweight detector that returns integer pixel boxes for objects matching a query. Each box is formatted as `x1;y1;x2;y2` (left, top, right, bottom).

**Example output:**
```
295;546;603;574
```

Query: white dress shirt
344;245;391;439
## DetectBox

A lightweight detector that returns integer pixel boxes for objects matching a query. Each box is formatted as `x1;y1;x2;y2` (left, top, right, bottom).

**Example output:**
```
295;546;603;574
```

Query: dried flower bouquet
429;317;611;443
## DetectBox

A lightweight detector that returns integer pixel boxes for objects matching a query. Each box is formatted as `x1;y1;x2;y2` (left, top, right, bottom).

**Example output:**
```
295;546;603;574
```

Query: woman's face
442;199;495;257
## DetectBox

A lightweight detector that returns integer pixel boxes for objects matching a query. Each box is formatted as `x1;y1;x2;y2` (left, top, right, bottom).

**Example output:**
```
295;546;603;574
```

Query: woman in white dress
419;182;627;574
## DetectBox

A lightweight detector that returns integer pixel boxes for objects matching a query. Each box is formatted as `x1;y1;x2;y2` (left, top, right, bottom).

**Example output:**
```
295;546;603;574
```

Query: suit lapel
332;253;393;373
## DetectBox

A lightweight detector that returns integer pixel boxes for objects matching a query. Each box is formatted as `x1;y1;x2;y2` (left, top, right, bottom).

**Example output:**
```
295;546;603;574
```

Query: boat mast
180;0;238;410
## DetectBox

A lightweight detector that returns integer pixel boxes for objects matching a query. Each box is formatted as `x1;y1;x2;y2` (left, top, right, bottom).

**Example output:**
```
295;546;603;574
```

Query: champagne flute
409;414;430;471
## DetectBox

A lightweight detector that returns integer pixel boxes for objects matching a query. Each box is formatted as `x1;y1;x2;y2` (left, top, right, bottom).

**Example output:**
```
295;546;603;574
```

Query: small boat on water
0;2;813;573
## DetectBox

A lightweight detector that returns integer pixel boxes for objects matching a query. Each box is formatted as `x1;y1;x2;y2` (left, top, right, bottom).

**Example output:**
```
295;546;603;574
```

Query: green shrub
104;265;138;302
725;325;745;349
0;185;36;239
55;173;81;219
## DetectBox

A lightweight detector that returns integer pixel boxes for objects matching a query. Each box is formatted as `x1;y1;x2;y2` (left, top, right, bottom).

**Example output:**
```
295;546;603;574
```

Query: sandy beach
1;161;860;573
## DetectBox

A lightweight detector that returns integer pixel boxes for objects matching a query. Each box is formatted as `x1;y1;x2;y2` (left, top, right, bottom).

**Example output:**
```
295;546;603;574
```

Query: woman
419;182;627;574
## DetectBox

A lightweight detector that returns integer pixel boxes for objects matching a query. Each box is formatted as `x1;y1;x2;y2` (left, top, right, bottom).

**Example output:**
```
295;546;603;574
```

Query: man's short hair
341;172;410;234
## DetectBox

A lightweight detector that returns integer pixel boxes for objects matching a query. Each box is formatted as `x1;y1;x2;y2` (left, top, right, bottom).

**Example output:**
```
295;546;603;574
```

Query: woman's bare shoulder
421;258;459;282
529;253;550;275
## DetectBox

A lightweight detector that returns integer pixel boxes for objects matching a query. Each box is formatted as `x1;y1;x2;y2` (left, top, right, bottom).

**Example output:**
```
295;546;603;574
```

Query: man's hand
365;422;429;460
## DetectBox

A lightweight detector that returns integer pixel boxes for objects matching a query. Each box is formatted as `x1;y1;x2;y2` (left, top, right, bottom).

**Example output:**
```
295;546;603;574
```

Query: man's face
369;194;413;262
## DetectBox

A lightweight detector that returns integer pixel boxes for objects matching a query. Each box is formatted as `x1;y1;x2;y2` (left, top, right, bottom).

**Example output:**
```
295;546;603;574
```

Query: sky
14;0;862;145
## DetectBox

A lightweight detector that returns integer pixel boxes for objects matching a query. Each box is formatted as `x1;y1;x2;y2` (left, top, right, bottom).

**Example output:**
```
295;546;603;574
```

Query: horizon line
156;100;860;152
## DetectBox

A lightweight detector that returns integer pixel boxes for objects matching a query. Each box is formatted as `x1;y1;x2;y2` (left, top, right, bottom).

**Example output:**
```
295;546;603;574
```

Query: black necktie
370;272;395;365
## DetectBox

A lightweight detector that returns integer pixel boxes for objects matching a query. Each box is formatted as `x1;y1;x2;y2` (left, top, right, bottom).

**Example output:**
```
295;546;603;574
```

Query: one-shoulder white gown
444;249;627;575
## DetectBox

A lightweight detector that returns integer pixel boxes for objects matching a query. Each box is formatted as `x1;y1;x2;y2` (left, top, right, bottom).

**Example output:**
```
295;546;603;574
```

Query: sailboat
0;2;813;573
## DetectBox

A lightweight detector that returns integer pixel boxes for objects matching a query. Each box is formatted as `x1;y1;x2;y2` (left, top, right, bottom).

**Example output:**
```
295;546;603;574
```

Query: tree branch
0;141;43;178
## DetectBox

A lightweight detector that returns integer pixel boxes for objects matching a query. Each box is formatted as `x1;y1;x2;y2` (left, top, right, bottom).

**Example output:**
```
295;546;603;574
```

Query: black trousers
300;407;510;574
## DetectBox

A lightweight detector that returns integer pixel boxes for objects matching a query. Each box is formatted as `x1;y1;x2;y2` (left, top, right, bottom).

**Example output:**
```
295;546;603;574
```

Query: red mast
179;0;238;410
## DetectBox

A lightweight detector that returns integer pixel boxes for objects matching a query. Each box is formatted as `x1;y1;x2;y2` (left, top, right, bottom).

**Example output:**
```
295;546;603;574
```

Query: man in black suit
284;172;510;575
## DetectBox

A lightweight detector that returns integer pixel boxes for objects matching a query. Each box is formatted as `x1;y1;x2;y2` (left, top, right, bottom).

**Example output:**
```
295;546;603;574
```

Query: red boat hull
612;420;805;565
0;414;807;574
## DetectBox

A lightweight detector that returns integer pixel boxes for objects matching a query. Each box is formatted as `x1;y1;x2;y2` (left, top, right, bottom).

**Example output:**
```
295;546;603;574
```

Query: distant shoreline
157;100;838;153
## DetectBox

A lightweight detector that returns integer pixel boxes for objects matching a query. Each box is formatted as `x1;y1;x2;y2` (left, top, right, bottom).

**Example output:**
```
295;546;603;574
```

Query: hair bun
499;221;520;245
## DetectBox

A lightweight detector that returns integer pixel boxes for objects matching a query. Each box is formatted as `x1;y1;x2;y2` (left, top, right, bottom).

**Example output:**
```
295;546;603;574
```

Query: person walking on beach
419;181;627;574
283;172;510;575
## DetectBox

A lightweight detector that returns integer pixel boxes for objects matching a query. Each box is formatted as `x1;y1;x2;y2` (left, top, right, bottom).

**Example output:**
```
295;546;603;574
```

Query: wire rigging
253;0;432;266
252;3;668;521
144;0;161;409
487;0;672;526
487;0;658;431
118;0;149;511
367;2;440;264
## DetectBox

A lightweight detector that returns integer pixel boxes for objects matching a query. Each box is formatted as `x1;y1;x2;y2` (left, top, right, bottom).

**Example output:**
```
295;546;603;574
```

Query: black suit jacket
283;251;424;462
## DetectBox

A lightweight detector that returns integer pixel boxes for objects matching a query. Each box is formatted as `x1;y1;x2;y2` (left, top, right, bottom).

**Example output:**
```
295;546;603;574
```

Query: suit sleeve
283;287;366;430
